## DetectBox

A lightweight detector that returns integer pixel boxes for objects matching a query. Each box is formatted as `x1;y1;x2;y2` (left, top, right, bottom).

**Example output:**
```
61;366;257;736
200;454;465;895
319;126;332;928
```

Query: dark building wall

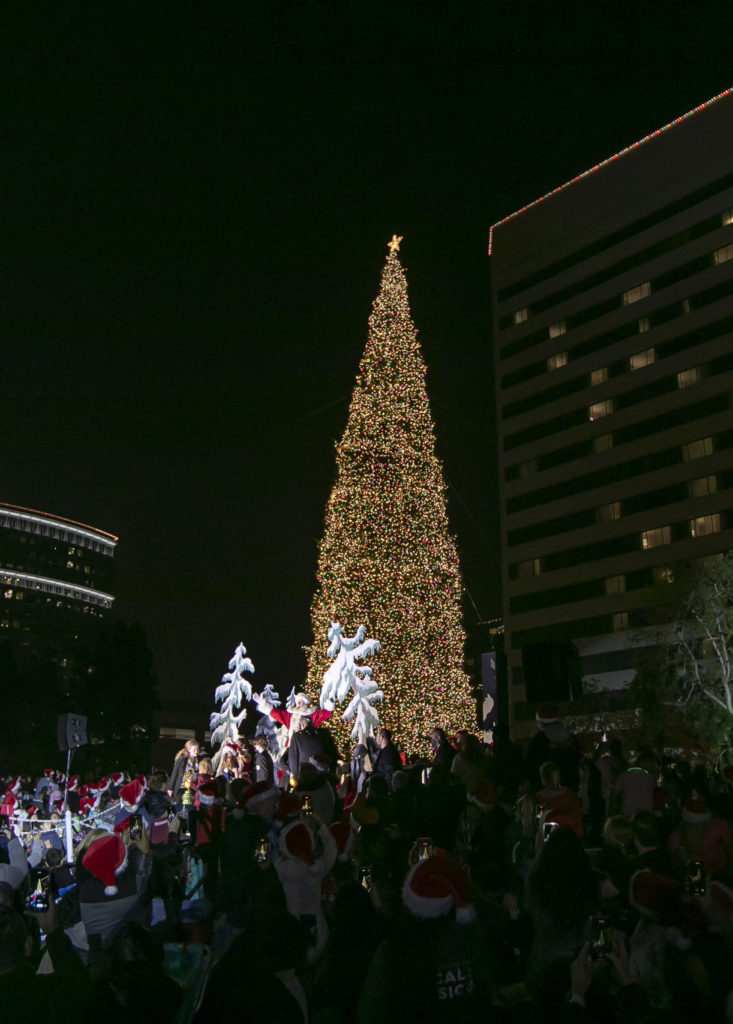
489;90;733;736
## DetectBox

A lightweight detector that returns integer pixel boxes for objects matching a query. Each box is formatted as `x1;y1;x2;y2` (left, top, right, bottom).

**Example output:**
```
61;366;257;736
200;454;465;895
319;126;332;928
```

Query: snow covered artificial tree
305;237;475;754
253;683;287;761
210;642;254;769
320;622;383;747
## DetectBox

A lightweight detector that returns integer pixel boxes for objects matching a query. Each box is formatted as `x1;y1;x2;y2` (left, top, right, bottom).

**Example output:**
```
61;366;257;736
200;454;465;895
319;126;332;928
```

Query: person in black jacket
288;718;324;783
371;728;400;789
252;735;275;786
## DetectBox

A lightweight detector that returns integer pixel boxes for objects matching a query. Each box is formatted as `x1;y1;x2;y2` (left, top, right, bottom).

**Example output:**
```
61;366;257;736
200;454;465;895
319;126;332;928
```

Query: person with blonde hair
167;738;200;810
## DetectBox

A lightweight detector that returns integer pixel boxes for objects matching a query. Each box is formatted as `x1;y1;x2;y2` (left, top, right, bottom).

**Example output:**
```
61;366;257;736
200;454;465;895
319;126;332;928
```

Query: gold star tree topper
387;234;403;254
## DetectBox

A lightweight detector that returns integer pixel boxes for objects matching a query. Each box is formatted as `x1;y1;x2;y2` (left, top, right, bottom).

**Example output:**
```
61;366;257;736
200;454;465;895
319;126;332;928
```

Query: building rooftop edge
487;87;733;256
0;501;118;543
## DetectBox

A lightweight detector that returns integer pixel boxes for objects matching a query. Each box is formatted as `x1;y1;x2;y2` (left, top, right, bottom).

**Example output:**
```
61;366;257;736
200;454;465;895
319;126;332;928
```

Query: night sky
3;3;732;707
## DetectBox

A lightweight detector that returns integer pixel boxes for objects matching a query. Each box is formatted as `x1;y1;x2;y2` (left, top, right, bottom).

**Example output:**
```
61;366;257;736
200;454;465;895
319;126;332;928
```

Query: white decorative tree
210;642;255;769
320;622;383;746
254;683;285;759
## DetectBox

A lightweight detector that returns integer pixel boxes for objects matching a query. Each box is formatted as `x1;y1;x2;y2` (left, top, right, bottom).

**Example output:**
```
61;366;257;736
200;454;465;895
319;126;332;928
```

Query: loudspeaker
57;713;88;751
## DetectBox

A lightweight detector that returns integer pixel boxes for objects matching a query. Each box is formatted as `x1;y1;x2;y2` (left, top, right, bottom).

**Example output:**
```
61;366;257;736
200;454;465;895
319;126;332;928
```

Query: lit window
638;316;650;333
613;612;629;631
605;575;626;595
689;475;717;498
547;350;568;371
690;514;721;537
590;367;608;386
513;307;529;325
622;281;651;305
519;459;536;479
681;437;713;462
713;243;733;265
3;589;12;599
589;399;613;421
517;558;541;578
548;321;566;339
597;501;621;523
629;348;655;370
654;565;674;584
677;367;702;388
641;526;671;549
594;434;613;453
723;209;733;226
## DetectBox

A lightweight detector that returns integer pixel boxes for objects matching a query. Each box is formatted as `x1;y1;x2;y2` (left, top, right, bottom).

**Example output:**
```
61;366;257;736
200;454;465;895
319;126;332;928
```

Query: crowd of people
2;696;733;1022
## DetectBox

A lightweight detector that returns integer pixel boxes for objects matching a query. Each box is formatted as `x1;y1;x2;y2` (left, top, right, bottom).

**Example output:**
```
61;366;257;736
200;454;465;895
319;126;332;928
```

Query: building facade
0;501;117;662
489;89;733;737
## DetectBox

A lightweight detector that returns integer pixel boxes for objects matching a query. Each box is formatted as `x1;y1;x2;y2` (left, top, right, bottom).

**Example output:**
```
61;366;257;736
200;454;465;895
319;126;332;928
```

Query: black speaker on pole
57;713;88;751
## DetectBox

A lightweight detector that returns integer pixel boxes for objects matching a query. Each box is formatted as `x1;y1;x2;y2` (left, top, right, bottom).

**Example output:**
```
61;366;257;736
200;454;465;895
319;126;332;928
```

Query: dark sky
3;2;732;705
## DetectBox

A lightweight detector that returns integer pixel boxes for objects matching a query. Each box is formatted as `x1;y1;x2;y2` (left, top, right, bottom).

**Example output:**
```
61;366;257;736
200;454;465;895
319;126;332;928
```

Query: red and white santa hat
92;776;111;794
236;780;278;812
119;778;145;813
67;775;79;792
111;772;126;788
681;797;712;824
402;853;475;923
4;776;21;795
82;833;128;895
280;820;316;865
197;781;217;807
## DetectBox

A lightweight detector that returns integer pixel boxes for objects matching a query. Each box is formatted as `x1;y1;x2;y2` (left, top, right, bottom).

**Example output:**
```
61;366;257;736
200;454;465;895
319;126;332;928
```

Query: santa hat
221;738;239;757
111;772;126;788
119;778;145;813
293;692;312;707
280;821;315;864
276;791;302;822
402;853;475;923
92;776;111;794
629;870;683;923
535;703;570;743
681;797;712;824
237;780;278;812
329;820;353;861
4;776;21;796
43;768;54;779
197;781;217;807
67;775;79;792
82;834;128;895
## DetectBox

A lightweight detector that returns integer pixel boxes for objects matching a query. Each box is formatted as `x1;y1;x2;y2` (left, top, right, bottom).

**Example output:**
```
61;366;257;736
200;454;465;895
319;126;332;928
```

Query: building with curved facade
0;501;117;661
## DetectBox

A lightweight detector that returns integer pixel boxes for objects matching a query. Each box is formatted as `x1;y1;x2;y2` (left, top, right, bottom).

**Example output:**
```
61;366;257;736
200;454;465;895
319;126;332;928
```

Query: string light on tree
305;237;475;754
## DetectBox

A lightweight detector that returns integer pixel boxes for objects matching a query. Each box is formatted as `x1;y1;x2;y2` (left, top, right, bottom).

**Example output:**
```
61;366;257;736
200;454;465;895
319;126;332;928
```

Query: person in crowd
610;747;659;819
288;716;326;784
536;760;584;838
255;690;335;754
371;727;401;789
524;826;600;993
596;736;628;817
252;733;276;786
667;792;733;879
429;727;455;769
166;739;199;810
450;730;487;796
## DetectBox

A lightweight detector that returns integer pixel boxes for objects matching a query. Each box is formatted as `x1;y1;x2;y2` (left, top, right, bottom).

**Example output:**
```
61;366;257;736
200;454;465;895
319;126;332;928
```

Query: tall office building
0;501;116;662
489;89;733;738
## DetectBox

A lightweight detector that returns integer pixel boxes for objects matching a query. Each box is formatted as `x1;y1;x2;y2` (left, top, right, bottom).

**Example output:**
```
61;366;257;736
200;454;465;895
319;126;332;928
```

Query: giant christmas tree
305;236;475;753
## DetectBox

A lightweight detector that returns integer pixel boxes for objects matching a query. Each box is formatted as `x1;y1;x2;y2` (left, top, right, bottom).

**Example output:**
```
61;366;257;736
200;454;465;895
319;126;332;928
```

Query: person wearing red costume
255;691;334;751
